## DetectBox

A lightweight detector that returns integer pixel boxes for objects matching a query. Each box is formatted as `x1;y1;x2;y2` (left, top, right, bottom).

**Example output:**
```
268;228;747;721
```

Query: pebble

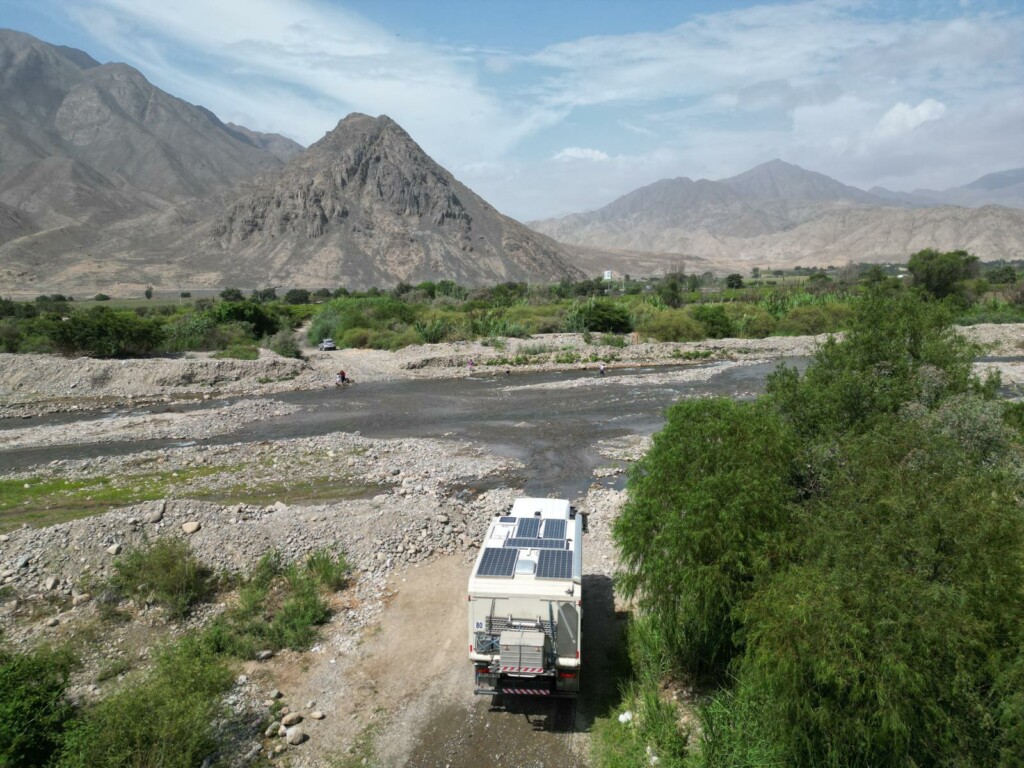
181;521;201;535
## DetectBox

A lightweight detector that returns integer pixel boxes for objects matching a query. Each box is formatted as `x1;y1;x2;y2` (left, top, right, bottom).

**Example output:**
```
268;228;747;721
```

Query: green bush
564;300;632;333
209;301;279;337
688;304;734;339
56;637;232;768
200;552;330;658
93;293;110;301
636;310;705;342
161;311;218;352
600;333;627;347
48;306;165;357
0;646;75;768
265;329;302;359
110;538;215;618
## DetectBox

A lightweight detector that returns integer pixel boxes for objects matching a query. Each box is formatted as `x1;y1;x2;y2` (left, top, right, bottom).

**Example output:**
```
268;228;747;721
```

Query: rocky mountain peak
208;112;583;287
721;158;881;203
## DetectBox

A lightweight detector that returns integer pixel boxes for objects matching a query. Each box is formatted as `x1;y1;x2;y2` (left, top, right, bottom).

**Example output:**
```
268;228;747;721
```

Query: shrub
600;333;627;347
110;538;215;618
0;646;75;768
635;310;705;342
563;300;632;333
200;552;331;658
48;306;165;357
93;293;110;301
56;637;232;768
283;288;311;305
209;300;279;337
689;304;734;339
162;312;218;352
265;329;302;359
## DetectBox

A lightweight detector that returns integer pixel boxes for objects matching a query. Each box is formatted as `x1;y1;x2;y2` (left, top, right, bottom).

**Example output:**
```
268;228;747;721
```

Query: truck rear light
469;644;473;653
576;651;580;659
558;671;577;679
476;665;490;673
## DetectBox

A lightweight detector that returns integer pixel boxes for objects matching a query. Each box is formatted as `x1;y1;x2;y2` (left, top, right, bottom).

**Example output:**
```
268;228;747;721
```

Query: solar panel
543;519;566;539
504;537;566;550
499;516;516;523
476;547;518;578
537;550;573;580
515;518;541;538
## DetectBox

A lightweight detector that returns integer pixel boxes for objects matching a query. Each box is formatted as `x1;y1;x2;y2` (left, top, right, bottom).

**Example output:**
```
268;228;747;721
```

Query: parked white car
318;338;337;351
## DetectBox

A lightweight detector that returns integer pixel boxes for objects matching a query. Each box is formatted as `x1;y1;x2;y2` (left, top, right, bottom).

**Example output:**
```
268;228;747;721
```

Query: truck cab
467;498;584;697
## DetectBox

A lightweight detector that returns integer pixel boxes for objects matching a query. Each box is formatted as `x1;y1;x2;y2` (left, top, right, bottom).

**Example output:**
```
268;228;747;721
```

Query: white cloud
873;99;947;140
553;147;610;162
66;0;562;167
50;0;1024;219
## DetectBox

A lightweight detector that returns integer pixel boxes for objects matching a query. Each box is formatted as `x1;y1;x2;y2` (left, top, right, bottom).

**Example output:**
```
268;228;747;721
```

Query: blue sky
4;0;1024;220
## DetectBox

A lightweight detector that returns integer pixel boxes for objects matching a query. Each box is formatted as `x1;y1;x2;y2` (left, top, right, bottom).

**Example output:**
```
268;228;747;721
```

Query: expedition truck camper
468;497;584;697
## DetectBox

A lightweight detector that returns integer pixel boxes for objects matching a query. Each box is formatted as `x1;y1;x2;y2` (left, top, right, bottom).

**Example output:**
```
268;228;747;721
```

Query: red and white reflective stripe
502;688;550;695
500;666;544;673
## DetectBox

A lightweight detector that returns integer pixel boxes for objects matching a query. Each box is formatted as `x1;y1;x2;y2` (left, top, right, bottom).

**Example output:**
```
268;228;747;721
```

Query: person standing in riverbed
335;370;348;387
598;363;606;375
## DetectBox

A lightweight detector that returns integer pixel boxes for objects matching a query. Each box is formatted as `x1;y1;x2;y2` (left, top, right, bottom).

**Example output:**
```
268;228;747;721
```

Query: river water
0;359;805;495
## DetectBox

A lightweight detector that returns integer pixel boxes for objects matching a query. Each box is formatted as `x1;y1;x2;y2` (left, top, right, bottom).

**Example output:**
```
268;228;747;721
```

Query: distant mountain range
530;159;1024;269
1;27;1022;293
0;29;582;293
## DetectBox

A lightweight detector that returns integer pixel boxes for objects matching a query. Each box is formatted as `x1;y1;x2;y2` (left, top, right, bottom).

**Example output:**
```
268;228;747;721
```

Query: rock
106;544;122;556
256;650;274;661
146;501;165;524
45;617;59;627
15;555;30;569
0;534;9;543
272;501;289;513
181;521;201;534
264;721;281;738
44;576;59;590
310;711;325;720
72;593;92;606
285;726;305;745
269;689;283;700
281;712;303;726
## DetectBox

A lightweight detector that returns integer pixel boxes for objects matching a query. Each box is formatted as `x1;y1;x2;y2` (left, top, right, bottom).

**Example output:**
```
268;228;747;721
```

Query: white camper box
468;498;584;697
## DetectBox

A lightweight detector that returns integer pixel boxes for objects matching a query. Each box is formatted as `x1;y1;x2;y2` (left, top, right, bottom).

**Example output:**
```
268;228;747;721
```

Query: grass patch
670;349;715;361
0;466;232;532
332;709;387;768
191;475;381;507
305;548;351;592
95;657;133;683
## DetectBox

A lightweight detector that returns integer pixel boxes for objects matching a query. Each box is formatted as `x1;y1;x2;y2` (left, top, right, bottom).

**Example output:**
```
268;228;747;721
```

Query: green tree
144;285;153;299
48;306;165;357
283;288;311;305
615;399;797;674
725;273;744;289
766;287;986;438
219;287;244;302
907;248;979;300
988;264;1019;284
